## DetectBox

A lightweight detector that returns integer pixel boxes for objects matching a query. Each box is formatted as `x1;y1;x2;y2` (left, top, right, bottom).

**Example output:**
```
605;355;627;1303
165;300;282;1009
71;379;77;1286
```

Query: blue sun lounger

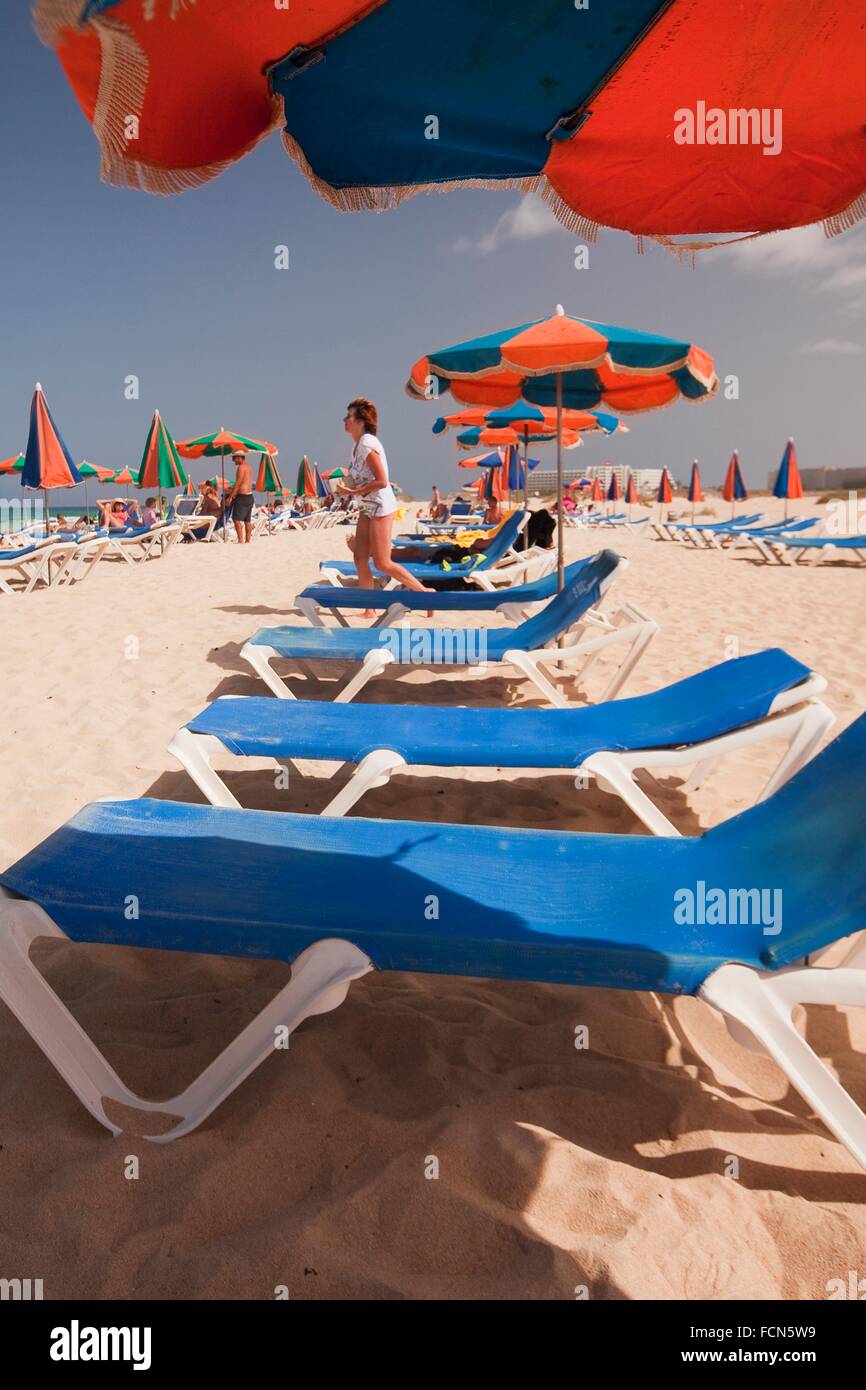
170;650;832;834
758;534;866;566
318;509;528;588
655;512;764;541
295;556;590;627
2;713;865;1157
242;551;657;706
691;517;819;552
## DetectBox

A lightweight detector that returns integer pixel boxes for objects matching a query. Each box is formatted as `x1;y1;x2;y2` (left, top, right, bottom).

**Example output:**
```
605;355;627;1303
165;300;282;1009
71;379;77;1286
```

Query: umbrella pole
223;446;228;543
523;428;529;510
556;373;564;592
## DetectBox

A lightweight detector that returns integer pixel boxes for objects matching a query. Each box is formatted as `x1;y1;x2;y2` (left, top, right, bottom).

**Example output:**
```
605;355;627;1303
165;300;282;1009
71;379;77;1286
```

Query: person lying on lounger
98;500;130;530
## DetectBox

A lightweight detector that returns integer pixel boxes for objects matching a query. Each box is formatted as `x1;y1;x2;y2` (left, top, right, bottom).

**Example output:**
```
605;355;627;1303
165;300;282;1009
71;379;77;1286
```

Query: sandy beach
0;498;864;1300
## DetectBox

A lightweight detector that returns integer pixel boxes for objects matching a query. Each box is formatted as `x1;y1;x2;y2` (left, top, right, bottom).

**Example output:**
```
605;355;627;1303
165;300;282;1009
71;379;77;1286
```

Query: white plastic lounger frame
0;885;372;1144
169;676;833;832
241;595;658;710
765;538;866;567
105;523;181;565
0;541;77;595
1;881;864;1150
53;537;111;586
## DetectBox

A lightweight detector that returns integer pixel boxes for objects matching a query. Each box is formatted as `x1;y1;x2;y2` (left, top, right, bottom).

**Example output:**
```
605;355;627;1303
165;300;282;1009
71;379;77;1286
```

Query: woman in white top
340;398;432;598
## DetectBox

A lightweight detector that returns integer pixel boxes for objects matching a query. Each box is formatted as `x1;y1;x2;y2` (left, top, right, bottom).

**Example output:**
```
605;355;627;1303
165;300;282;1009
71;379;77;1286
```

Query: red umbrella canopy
590;478;605;502
657;468;673;504
39;3;866;245
625;474;638;505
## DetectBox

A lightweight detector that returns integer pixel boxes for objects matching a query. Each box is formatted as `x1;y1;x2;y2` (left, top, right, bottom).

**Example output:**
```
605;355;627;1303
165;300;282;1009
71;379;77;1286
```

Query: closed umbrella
624;473;638;520
772;438;803;520
722;450;748;520
606;470;620;514
688;460;703;524
21;383;82;545
256;451;283;494
138;410;187;521
657;467;673;520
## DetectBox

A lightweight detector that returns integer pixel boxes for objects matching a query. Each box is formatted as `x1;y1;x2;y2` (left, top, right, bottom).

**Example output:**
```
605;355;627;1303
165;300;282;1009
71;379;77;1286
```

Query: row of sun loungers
652;511;866;565
0;523;184;594
1;523;865;1172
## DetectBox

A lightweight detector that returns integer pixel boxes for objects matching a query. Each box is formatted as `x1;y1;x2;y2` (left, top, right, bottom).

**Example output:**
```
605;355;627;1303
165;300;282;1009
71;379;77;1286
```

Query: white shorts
360;495;397;519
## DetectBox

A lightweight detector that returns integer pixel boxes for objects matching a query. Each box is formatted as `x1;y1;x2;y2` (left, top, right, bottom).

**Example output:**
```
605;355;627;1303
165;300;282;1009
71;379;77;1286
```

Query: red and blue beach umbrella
606;471;621;506
22;383;83;538
722;450;748;517
772;438;804;519
38;4;866;246
657;468;673;506
688;460;703;522
625;473;639;517
409;304;717;585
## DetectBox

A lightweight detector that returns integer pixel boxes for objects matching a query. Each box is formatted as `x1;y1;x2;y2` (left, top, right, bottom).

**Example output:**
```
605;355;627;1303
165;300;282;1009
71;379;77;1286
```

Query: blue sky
1;4;865;502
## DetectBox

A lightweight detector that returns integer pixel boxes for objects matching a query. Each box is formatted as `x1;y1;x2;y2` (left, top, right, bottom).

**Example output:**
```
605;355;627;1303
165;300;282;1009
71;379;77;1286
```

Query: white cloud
806;338;863;355
453;194;561;255
713;221;866;305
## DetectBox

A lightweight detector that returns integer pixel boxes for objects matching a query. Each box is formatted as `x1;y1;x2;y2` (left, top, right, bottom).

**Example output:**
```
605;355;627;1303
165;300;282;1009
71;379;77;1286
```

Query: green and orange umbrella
112;466;138;499
178;428;276;541
0;453;24;474
177;427;276;460
138;410;187;518
256;451;283;493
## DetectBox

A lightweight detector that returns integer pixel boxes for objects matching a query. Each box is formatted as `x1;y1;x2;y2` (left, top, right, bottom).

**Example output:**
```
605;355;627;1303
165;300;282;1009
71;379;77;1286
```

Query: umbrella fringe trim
279;126;538;211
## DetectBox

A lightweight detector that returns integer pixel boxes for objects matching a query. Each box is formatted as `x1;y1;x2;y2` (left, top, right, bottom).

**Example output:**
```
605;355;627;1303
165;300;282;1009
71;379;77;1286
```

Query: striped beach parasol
138;410;187;517
22;383;82;540
722;450;748;519
256;451;283;494
39;4;866;247
296;457;328;499
687;459;703;523
624;472;638;519
409;304;717;585
657;467;673;517
772;439;804;520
